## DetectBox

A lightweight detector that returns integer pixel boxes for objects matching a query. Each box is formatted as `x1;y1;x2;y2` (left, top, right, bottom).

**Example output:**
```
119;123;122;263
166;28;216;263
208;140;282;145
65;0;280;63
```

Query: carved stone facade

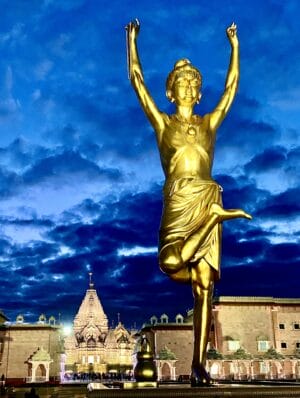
64;279;136;374
142;296;300;381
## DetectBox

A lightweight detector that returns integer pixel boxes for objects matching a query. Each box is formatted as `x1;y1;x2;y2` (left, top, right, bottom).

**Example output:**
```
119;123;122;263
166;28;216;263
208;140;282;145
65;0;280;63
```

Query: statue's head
166;59;202;104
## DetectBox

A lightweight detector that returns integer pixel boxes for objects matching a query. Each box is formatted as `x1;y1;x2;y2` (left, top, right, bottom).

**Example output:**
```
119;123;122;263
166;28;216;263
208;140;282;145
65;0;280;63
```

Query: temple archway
161;362;171;380
36;364;46;378
210;362;220;378
28;347;53;383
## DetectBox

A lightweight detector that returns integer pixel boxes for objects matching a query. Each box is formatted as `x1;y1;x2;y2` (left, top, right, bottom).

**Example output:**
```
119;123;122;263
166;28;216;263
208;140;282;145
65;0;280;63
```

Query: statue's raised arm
209;23;239;132
126;20;165;138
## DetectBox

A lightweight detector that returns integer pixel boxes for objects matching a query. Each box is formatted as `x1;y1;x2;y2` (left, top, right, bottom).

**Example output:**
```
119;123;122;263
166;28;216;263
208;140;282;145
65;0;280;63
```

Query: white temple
64;274;136;374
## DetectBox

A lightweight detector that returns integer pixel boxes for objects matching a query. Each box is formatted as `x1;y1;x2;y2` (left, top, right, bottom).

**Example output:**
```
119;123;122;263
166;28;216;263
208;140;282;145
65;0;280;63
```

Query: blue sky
0;0;299;328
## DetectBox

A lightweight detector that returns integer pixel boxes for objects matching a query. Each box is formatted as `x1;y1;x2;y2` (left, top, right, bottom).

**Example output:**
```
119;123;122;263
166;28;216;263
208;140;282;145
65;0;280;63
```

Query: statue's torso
158;114;215;181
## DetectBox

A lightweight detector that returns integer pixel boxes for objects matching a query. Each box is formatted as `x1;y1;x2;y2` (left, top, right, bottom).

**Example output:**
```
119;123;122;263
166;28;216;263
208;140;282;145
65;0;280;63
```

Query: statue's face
172;73;200;106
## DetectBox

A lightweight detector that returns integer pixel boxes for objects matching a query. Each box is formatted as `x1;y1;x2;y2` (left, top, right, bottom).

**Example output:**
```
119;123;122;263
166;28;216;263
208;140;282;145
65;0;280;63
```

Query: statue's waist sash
164;176;222;197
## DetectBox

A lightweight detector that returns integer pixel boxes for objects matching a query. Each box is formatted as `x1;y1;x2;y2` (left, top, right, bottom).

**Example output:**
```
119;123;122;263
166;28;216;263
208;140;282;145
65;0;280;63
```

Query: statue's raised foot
191;364;214;387
210;203;252;221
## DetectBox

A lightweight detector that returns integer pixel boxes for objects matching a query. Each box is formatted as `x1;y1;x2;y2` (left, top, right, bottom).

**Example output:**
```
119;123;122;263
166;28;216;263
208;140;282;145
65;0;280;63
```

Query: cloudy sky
0;0;299;328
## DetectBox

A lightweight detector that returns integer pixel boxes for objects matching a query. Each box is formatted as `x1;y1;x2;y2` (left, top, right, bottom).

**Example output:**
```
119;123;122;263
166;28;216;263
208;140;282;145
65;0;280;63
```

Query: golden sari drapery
159;178;222;276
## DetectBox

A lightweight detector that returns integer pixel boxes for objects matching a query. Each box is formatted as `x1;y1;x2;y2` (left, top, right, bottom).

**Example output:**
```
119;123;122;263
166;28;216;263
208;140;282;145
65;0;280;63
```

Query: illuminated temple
64;276;136;375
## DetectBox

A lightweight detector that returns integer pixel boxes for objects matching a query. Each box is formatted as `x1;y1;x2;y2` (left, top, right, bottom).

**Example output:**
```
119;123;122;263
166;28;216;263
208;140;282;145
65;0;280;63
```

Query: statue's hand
226;22;238;47
126;19;140;41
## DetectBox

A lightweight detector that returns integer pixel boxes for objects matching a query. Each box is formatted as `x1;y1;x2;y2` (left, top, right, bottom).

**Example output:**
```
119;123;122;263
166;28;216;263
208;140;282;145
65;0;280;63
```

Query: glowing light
63;325;72;336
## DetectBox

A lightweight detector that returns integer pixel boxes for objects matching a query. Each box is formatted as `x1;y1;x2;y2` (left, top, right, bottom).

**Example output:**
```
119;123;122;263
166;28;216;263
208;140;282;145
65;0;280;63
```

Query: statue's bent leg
191;258;215;386
181;203;252;264
159;240;190;283
159;240;184;274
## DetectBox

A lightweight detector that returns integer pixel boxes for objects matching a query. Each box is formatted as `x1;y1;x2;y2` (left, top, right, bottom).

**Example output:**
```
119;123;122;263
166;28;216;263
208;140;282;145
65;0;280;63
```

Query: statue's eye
191;80;199;87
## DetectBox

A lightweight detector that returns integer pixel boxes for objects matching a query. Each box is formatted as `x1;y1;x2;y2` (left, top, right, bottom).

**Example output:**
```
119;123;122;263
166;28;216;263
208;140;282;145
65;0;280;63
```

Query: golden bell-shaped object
134;335;157;382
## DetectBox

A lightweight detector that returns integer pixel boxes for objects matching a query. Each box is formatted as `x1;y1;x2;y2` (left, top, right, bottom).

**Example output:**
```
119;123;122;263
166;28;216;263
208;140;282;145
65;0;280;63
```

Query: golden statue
126;19;251;386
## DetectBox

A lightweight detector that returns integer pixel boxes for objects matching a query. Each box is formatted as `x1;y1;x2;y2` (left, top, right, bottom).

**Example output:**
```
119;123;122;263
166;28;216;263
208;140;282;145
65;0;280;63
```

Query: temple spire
73;273;108;334
89;272;94;289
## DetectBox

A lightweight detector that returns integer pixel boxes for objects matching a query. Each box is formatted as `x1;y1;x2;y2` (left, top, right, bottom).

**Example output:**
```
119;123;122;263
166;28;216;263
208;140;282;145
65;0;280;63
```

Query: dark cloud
23;150;122;184
11;241;56;261
285;146;300;177
48;187;162;256
222;229;268;263
265;242;300;262
0;137;51;170
218;260;300;299
0;166;20;196
0;215;54;228
218;117;279;151
216;174;269;213
255;187;300;219
243;145;300;186
58;92;157;159
244;227;274;240
0;237;12;252
0;143;123;201
245;146;287;174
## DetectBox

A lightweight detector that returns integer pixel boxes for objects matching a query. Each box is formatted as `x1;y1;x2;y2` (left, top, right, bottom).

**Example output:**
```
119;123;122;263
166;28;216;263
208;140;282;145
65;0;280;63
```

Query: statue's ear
166;90;174;103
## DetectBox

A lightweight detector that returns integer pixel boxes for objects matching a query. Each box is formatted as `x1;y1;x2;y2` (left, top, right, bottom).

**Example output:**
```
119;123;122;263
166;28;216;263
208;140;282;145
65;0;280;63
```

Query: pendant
187;127;196;136
186;126;196;143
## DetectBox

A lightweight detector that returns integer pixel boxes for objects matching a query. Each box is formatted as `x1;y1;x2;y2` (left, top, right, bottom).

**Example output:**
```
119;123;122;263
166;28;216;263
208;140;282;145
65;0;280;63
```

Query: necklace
174;114;197;142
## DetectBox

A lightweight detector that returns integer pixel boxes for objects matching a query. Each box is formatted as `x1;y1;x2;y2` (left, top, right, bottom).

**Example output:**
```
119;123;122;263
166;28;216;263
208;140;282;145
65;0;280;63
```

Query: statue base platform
87;383;300;397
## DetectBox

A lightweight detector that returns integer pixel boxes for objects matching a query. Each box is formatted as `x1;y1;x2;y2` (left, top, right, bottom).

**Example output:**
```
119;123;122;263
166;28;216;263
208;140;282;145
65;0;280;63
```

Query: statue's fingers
125;22;131;31
229;23;236;33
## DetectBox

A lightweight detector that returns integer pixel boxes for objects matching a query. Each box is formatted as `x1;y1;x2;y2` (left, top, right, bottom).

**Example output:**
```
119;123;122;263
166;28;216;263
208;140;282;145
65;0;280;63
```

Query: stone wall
0;325;62;382
142;325;193;377
143;297;300;380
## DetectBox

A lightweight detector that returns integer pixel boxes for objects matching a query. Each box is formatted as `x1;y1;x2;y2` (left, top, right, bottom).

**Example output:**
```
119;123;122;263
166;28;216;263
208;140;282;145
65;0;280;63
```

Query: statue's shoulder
200;113;211;128
191;114;207;127
193;114;203;124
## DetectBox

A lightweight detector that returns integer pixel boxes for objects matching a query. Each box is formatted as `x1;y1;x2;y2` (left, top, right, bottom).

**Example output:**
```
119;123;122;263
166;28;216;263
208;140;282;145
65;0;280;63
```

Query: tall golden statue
126;20;252;386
